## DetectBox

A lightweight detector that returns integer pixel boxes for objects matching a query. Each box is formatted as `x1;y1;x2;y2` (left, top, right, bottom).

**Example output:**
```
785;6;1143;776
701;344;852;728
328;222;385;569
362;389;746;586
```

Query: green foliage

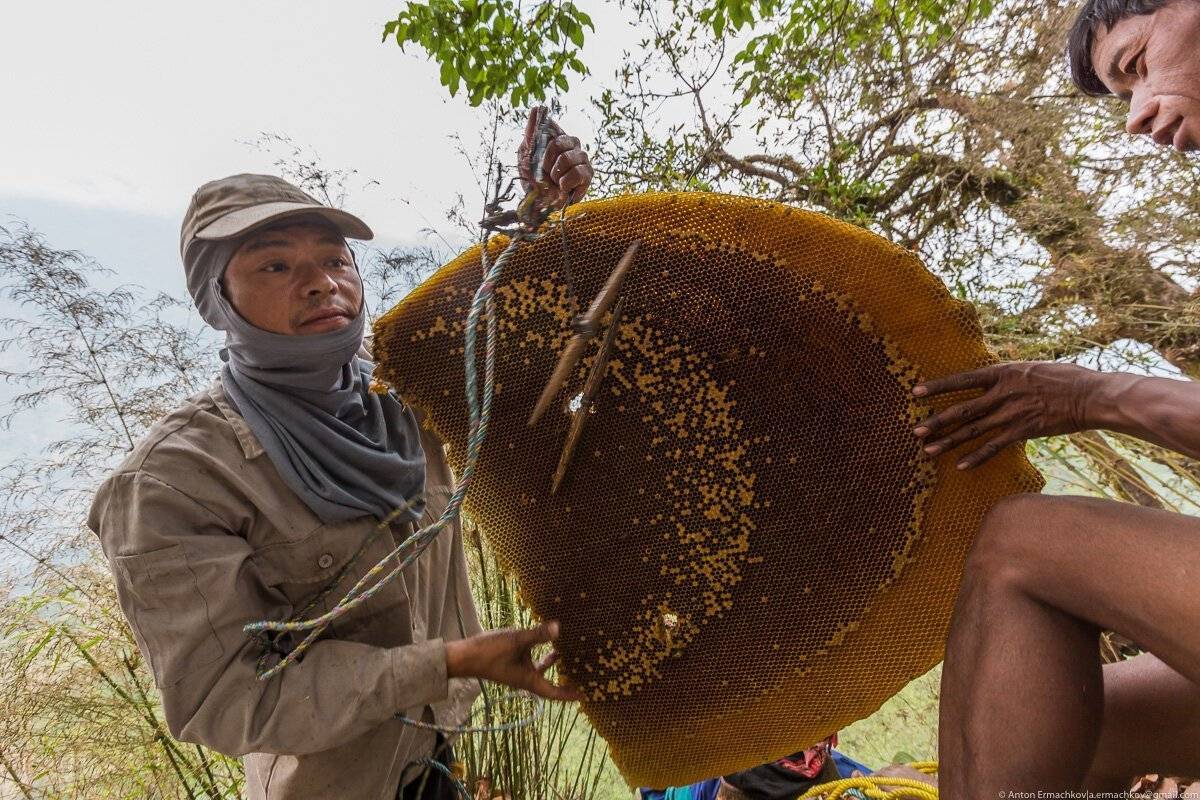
381;0;992;109
700;0;997;102
699;0;995;41
382;0;592;107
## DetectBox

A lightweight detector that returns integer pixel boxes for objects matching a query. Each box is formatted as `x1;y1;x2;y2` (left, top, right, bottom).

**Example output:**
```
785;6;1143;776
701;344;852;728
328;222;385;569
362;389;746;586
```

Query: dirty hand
516;107;593;205
444;620;583;701
912;361;1104;469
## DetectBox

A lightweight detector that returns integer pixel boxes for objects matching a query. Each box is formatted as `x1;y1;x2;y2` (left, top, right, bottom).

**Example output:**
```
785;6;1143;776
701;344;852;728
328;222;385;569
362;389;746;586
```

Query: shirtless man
929;1;1200;793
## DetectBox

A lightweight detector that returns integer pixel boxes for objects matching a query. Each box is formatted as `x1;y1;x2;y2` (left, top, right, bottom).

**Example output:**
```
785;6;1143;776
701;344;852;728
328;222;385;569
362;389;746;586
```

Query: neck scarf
184;237;426;525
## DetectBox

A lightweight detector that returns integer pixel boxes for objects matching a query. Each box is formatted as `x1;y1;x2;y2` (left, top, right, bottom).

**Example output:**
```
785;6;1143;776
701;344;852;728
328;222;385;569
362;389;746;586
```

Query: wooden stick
528;240;640;427
551;297;626;495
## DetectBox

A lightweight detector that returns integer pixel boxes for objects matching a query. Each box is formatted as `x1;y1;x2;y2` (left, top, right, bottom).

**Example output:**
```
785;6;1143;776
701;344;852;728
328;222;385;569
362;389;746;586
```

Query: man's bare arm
1085;371;1200;461
911;362;1200;468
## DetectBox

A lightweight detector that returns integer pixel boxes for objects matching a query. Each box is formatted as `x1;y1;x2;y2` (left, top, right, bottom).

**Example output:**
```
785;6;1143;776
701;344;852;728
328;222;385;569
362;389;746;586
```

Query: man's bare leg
1083;655;1200;792
938;493;1200;797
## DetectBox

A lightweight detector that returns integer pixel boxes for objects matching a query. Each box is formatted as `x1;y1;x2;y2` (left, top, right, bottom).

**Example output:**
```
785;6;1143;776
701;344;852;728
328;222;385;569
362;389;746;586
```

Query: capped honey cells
372;192;1043;788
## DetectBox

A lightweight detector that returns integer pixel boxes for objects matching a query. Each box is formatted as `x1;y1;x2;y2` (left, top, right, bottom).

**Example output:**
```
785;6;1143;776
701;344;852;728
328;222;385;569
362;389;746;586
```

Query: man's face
222;222;363;336
1091;0;1200;151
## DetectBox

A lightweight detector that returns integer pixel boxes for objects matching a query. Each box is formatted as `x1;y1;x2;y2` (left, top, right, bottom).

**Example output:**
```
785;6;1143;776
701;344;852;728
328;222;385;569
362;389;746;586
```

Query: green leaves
699;0;997;105
382;0;594;107
699;0;779;37
382;0;994;113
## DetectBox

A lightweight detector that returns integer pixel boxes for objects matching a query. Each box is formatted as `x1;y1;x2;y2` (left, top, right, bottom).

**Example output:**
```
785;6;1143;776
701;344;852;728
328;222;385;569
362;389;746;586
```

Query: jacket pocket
250;519;411;642
250;518;376;596
115;544;224;688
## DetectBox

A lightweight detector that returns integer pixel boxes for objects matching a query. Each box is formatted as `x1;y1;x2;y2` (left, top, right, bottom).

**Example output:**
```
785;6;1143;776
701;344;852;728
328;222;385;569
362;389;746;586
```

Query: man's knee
960;491;1084;597
960;492;1063;590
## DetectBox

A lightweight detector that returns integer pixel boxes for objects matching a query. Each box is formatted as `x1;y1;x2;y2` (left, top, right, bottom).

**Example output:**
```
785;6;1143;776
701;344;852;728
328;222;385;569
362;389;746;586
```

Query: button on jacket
89;381;482;799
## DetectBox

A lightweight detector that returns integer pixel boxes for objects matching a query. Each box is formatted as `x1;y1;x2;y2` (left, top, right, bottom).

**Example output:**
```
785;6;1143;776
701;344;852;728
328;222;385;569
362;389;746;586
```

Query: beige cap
180;173;373;257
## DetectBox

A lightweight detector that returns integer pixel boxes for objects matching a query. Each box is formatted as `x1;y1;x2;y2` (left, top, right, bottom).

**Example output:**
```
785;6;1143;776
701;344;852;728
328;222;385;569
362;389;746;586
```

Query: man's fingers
955;426;1030;470
557;165;592;200
920;408;1014;456
549;148;588;183
534;650;561;673
542;136;583;182
514;114;591;205
517;620;560;649
913;365;997;398
528;673;584;702
913;392;1000;440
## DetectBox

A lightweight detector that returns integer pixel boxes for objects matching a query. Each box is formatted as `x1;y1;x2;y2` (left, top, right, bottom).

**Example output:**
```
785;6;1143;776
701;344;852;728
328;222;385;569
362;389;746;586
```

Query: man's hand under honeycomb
445;621;583;702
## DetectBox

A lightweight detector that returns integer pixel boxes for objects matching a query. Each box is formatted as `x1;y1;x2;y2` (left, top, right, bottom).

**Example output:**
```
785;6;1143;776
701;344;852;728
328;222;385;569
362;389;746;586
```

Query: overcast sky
0;0;637;463
0;1;630;284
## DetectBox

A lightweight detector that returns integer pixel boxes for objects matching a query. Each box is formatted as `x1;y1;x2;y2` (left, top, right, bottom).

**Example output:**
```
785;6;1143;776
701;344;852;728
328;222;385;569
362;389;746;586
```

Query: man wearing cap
89;112;592;799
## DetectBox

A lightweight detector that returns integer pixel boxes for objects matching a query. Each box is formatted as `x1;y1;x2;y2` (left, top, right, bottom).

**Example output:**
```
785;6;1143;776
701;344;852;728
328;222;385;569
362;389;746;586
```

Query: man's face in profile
1090;0;1200;151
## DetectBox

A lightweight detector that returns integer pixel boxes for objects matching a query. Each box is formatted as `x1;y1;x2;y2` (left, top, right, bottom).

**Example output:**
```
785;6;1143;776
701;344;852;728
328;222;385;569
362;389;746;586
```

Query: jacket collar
207;380;265;460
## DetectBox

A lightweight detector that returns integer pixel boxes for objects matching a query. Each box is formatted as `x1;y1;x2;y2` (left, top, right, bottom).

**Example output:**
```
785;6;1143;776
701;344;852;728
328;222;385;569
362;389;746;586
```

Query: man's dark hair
1067;0;1173;95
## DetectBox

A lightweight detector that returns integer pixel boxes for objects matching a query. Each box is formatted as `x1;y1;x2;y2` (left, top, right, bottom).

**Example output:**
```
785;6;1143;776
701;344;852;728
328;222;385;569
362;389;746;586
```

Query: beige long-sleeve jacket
89;380;482;799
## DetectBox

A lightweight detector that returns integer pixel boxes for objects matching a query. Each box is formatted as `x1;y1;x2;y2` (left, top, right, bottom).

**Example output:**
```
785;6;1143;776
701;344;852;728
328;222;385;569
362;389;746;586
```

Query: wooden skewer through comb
551;296;627;495
527;239;641;427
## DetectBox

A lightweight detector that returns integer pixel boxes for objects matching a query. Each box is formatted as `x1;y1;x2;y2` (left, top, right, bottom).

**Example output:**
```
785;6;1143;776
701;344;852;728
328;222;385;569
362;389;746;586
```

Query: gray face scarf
184;235;426;525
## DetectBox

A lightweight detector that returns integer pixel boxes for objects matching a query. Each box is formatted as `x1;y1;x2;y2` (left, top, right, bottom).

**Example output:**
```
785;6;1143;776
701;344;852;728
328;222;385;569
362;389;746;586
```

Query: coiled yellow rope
796;762;939;800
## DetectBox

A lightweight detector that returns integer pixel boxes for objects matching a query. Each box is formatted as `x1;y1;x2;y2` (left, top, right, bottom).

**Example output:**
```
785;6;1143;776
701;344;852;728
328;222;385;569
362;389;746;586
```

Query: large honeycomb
373;192;1043;788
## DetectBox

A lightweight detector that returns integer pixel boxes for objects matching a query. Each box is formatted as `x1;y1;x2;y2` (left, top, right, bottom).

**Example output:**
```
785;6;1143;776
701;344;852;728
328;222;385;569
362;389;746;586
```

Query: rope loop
797;762;939;800
410;758;472;800
395;689;545;735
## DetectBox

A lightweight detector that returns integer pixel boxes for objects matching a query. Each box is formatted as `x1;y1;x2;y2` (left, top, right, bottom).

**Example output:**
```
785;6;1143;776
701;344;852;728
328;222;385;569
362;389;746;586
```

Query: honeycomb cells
373;193;1043;788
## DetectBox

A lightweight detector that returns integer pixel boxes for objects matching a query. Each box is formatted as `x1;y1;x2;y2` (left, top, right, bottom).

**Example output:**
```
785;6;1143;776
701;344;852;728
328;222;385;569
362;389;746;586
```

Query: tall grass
0;552;244;799
457;519;630;799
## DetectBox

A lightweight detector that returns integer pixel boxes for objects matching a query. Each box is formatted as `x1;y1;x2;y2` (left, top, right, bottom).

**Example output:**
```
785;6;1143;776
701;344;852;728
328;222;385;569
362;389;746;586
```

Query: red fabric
774;733;838;778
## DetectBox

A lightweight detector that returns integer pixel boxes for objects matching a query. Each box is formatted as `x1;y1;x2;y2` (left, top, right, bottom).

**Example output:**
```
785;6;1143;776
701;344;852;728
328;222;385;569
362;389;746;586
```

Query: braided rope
797;762;939;800
410;758;473;800
396;689;545;734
